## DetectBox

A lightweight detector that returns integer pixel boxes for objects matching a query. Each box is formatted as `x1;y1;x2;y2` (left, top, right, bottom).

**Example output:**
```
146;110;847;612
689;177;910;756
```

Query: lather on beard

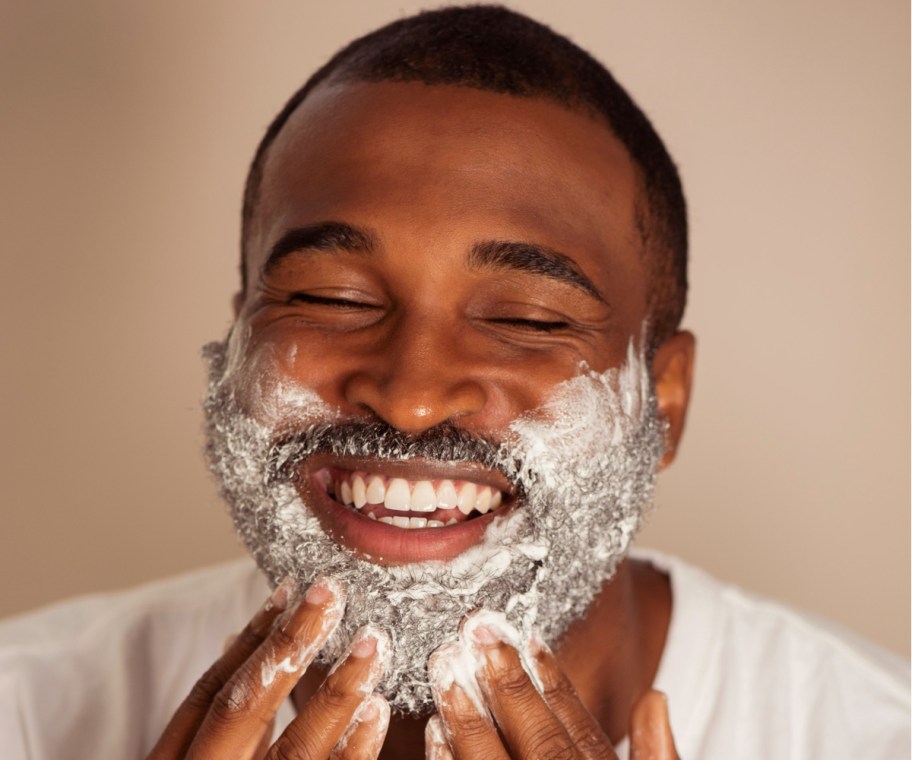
202;333;665;715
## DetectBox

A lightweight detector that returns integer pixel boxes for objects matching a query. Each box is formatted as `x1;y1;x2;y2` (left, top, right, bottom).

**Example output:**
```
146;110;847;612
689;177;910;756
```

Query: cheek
220;328;334;427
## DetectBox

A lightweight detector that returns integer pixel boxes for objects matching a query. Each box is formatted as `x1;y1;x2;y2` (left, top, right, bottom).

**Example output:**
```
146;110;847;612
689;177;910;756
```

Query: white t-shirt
0;553;907;759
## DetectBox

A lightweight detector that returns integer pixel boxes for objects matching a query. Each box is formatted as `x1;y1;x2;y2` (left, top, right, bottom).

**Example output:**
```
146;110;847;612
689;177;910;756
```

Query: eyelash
288;293;375;308
490;317;570;333
287;294;570;333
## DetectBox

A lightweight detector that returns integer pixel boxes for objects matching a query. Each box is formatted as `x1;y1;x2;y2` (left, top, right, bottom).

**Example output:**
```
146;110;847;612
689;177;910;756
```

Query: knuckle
318;677;358;711
541;675;579;705
183;666;226;711
448;712;492;744
269;625;302;652
207;685;252;727
268;731;319;760
493;669;534;700
575;728;612;756
521;724;576;759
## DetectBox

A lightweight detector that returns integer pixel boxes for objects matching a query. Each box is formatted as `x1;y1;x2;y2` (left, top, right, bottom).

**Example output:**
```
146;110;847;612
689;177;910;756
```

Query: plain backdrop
0;1;908;656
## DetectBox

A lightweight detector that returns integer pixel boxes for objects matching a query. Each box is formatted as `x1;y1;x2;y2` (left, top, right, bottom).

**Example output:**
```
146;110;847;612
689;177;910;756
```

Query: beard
202;334;665;715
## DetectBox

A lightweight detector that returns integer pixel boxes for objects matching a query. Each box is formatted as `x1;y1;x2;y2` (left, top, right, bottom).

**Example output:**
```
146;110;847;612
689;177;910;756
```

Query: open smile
325;468;506;528
298;457;516;564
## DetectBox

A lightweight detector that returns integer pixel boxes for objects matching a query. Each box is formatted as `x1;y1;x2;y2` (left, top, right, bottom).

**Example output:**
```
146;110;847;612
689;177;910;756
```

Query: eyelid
287;291;380;308
488;317;571;332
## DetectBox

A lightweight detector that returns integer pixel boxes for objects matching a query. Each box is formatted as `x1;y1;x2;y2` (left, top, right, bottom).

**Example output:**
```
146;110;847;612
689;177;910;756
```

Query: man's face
205;81;669;712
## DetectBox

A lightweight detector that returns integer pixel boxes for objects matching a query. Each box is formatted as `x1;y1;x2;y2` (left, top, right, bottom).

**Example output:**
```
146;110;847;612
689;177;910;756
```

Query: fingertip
269;575;299;612
630;689;678;760
357;692;390;726
427;640;487;718
425;714;455;760
222;633;239;654
305;575;347;609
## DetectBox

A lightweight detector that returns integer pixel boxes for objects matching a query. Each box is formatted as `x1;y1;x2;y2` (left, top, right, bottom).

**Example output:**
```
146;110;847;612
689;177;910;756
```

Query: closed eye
288;292;377;309
488;317;570;332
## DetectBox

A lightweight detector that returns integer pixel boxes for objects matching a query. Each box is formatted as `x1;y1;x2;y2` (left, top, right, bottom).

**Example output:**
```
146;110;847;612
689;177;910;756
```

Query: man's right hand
147;577;390;760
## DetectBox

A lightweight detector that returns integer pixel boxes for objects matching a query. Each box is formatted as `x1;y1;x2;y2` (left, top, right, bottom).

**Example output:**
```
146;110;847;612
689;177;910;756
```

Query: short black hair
241;4;687;346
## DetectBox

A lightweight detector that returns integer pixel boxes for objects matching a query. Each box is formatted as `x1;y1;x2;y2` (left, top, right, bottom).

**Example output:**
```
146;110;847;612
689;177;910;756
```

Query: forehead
250;80;645;305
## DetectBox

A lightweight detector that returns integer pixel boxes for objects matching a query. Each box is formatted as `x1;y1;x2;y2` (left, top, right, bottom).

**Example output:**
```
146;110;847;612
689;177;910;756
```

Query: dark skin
150;80;694;759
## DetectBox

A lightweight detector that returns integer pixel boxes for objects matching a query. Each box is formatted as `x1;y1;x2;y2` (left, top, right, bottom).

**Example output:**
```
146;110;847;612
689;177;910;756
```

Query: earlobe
651;331;696;470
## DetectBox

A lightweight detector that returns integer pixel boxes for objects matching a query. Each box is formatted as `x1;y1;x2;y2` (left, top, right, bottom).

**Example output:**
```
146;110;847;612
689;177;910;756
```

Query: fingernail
349;627;379;658
471;624;500;647
428;641;487;717
267;576;297;612
305;575;342;605
222;633;238;654
463;609;520;651
357;696;379;720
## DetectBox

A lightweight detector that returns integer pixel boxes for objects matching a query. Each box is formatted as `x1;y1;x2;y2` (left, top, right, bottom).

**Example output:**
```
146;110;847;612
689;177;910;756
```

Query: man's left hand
427;627;678;760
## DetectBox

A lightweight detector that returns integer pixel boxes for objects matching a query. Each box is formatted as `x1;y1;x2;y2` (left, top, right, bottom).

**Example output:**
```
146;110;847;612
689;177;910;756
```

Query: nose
342;316;487;434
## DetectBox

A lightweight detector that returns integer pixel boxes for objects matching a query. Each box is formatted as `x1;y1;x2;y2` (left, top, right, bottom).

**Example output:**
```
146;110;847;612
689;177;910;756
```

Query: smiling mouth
321;468;508;529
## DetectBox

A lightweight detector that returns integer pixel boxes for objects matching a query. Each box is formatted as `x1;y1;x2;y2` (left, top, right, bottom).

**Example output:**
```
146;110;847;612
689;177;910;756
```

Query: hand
148;576;391;760
426;614;678;760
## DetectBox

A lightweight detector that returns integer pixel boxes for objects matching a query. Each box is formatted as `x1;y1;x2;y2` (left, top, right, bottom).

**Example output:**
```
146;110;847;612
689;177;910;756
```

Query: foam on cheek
506;336;652;486
207;331;336;429
204;328;665;714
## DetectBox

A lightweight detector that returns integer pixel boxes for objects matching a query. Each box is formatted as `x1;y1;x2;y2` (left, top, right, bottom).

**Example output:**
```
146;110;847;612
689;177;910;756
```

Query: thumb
629;689;679;760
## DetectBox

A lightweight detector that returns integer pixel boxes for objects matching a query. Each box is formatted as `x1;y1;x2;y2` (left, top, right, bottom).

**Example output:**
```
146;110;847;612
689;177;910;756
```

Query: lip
295;456;516;565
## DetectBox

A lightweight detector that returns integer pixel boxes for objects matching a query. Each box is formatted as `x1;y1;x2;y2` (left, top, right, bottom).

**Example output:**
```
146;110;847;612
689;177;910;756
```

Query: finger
186;576;345;759
465;614;580;760
424;714;455;760
267;625;390;759
630;690;679;760
148;576;298;758
428;641;510;760
252;718;276;760
330;693;391;759
523;633;618;760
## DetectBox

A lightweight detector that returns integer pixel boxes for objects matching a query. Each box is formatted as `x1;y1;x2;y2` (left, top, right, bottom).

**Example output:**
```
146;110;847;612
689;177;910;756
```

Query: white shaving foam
428;640;488;718
203;326;665;713
260;582;345;688
424;714;456;760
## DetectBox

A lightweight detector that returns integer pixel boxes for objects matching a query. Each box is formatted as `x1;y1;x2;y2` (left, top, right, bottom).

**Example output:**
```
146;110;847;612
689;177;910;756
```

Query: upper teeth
331;472;504;516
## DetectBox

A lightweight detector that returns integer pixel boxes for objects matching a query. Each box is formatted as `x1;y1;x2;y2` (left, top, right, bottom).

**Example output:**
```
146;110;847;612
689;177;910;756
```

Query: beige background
1;1;908;656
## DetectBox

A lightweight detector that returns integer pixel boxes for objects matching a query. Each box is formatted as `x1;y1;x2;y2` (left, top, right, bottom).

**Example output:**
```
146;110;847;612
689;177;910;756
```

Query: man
1;6;908;759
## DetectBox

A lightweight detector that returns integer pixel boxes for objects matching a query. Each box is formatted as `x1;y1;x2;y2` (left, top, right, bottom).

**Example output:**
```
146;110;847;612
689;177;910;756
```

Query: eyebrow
262;222;377;277
469;240;608;305
262;223;608;306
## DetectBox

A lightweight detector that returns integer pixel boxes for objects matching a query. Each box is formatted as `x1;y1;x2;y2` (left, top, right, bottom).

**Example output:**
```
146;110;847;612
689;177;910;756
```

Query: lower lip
300;473;507;565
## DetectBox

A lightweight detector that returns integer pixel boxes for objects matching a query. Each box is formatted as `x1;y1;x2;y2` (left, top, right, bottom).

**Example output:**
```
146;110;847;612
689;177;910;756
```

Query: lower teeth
373;514;459;529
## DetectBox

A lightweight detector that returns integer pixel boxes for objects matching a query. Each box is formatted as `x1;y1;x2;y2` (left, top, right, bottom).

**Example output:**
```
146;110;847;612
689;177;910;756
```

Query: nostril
342;372;486;434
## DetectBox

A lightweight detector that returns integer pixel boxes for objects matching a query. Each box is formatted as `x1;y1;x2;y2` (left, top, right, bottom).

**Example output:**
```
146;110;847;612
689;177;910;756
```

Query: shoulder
0;559;267;760
635;550;910;760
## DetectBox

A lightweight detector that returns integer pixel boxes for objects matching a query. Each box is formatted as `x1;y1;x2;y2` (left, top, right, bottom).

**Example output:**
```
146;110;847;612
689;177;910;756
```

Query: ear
231;291;244;319
651;330;696;470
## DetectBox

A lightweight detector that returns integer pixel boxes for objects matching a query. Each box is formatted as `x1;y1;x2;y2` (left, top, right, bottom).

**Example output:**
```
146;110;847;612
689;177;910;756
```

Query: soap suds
328;624;392;695
428;640;488;717
203;328;665;714
462;609;545;694
424;715;455;760
332;693;390;758
260;583;345;688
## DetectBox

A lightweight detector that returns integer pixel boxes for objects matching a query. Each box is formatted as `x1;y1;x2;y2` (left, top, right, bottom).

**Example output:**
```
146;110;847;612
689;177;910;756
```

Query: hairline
241;75;656;281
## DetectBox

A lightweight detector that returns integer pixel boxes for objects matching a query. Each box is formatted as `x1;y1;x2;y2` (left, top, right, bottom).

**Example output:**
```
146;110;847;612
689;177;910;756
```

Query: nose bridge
343;310;486;433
